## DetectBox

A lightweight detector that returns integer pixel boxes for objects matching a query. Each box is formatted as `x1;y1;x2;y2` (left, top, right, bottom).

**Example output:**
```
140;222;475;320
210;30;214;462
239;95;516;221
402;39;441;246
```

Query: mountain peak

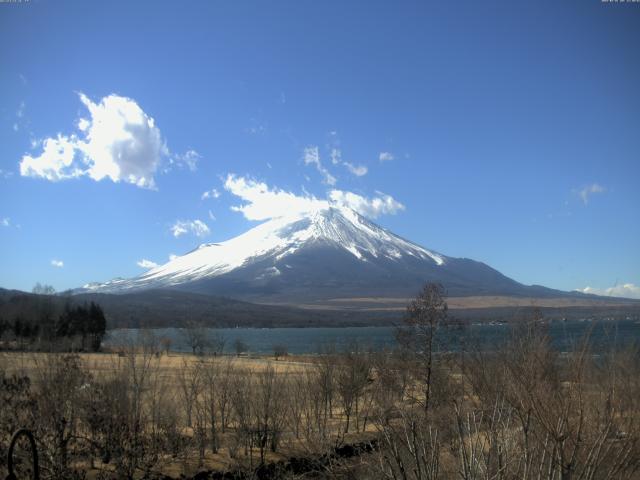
79;208;452;295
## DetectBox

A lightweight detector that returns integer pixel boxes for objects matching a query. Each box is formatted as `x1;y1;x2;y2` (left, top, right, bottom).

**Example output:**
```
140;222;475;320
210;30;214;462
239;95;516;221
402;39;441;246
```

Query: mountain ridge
2;287;638;330
75;207;625;303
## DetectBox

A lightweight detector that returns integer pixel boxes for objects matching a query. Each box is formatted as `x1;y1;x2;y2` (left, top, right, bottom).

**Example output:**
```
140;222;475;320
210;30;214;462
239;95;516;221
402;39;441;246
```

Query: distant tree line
0;284;106;352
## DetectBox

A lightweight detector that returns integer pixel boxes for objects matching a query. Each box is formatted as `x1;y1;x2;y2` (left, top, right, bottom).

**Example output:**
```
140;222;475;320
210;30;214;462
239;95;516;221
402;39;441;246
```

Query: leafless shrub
0;368;34;479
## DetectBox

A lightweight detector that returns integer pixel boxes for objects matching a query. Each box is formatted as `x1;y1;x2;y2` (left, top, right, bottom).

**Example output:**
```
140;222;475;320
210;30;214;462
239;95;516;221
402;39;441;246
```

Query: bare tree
273;344;288;361
176;358;201;429
159;336;172;356
210;331;226;356
285;372;307;440
229;368;253;462
396;282;448;415
216;357;235;433
336;344;371;434
234;338;248;357
201;358;221;453
32;283;56;295
192;364;207;468
252;365;287;463
182;320;208;355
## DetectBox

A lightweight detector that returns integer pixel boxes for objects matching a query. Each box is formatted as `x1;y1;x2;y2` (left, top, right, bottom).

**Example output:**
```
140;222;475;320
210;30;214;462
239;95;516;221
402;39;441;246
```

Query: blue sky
1;0;639;297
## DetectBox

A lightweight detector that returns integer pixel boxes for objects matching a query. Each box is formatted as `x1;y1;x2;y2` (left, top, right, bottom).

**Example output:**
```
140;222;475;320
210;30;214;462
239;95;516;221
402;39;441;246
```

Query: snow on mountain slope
82;207;446;293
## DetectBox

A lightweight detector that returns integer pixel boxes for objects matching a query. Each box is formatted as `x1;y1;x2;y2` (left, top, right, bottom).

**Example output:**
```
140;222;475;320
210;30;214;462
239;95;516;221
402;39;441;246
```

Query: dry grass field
0;350;314;378
0;349;380;479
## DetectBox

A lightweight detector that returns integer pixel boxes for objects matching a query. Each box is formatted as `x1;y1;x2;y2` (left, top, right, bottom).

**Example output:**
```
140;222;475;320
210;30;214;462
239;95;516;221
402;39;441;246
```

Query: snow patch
82;207;447;293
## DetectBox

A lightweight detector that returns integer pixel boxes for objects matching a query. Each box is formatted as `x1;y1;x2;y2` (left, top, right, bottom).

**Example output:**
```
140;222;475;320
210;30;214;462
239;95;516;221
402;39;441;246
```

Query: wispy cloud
325;133;368;177
328;190;404;218
577;283;640;300
1;217;20;229
303;146;336;186
379;151;394;162
169;253;178;261
201;188;221;200
171;219;210;238
330;148;342;165
167;149;200;172
51;259;64;268
343;162;368;177
11;101;27;133
576;183;605;205
246;118;267;135
224;174;404;221
137;258;159;269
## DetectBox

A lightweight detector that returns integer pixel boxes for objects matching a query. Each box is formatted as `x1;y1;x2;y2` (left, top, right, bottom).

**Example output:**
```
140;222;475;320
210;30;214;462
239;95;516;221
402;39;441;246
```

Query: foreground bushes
0;322;638;480
372;325;640;480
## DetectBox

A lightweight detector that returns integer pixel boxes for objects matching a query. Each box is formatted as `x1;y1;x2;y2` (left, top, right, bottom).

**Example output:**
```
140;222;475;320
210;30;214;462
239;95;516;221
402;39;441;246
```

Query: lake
103;319;640;354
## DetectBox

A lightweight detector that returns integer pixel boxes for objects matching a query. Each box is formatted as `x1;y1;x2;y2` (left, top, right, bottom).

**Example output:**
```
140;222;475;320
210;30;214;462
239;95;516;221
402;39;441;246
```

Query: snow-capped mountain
79;207;558;301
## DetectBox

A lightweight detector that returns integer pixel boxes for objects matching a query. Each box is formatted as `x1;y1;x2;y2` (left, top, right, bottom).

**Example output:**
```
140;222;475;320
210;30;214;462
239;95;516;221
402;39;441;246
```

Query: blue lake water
104;319;640;355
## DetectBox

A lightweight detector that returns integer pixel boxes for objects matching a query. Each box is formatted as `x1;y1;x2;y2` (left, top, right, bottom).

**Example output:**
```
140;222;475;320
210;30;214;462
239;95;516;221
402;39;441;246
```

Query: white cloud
51;259;64;268
137;258;159;269
76;93;165;187
379;152;394;162
343;162;368;177
224;174;404;221
20;93;168;189
201;188;221;200
303;145;336;186
328;190;405;219
576;183;605;205
19;134;80;181
0;169;13;179
208;210;216;221
577;283;640;300
169;253;178;261
224;174;327;221
171;219;210;238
